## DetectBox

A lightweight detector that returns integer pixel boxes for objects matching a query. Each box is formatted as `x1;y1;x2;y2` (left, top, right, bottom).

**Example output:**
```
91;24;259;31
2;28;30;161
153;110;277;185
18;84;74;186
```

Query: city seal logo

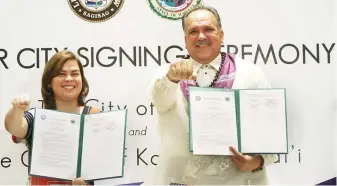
41;115;46;120
68;0;124;23
148;0;202;20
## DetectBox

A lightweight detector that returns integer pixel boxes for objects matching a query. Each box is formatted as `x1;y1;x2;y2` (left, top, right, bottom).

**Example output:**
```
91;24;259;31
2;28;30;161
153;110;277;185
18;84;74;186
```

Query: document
29;108;127;181
239;89;288;153
189;88;238;155
188;87;288;155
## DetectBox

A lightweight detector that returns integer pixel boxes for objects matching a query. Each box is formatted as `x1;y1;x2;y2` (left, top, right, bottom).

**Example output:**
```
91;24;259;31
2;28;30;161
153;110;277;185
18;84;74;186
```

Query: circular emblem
148;0;202;20
219;162;229;171
68;0;125;23
41;115;46;120
195;96;201;101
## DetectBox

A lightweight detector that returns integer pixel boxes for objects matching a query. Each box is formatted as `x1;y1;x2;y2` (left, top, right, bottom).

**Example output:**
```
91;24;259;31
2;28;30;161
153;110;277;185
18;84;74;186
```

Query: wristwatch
252;155;264;172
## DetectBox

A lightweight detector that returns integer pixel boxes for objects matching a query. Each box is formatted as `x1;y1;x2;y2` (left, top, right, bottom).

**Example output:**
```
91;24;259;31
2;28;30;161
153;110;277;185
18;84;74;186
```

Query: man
148;4;278;185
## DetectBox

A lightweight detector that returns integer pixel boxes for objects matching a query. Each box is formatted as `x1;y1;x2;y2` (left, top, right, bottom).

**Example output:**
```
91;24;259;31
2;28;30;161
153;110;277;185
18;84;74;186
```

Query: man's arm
148;59;196;114
147;64;179;114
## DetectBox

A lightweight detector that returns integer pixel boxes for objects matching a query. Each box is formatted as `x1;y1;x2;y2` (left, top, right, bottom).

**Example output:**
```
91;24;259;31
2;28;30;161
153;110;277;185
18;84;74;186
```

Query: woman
4;50;100;185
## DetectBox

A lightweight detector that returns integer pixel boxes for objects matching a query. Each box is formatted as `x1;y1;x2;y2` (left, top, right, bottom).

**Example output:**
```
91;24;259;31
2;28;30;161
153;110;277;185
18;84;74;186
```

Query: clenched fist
11;94;30;111
166;60;197;83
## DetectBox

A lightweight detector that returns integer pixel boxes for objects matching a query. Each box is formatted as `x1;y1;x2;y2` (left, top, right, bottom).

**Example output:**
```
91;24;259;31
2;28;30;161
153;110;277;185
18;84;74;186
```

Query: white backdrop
334;2;337;183
0;0;336;185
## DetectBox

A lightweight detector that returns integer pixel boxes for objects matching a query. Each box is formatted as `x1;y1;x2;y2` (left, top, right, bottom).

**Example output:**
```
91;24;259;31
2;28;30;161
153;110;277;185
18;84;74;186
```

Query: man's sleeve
147;64;180;114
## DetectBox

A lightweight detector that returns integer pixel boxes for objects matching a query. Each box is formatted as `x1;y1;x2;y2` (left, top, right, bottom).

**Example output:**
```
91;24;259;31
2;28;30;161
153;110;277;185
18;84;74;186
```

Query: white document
188;87;288;155
239;89;288;153
30;109;81;180
189;87;239;155
29;108;127;181
81;110;126;180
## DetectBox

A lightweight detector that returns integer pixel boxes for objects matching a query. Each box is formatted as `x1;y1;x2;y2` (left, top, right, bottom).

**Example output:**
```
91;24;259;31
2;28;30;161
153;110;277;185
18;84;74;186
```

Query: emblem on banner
148;0;202;20
67;0;124;22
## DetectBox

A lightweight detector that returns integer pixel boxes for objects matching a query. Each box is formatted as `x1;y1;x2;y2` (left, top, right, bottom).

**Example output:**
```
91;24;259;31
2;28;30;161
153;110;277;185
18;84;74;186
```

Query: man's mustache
196;40;209;46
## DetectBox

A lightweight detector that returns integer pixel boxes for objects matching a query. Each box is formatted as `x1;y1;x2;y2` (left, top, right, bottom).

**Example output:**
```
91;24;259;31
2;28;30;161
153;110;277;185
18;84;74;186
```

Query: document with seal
188;86;288;155
29;108;127;181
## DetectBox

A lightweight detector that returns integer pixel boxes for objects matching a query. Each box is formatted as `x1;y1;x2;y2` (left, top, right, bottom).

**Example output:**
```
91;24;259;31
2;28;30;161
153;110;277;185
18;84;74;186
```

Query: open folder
188;87;288;155
29;108;127;181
